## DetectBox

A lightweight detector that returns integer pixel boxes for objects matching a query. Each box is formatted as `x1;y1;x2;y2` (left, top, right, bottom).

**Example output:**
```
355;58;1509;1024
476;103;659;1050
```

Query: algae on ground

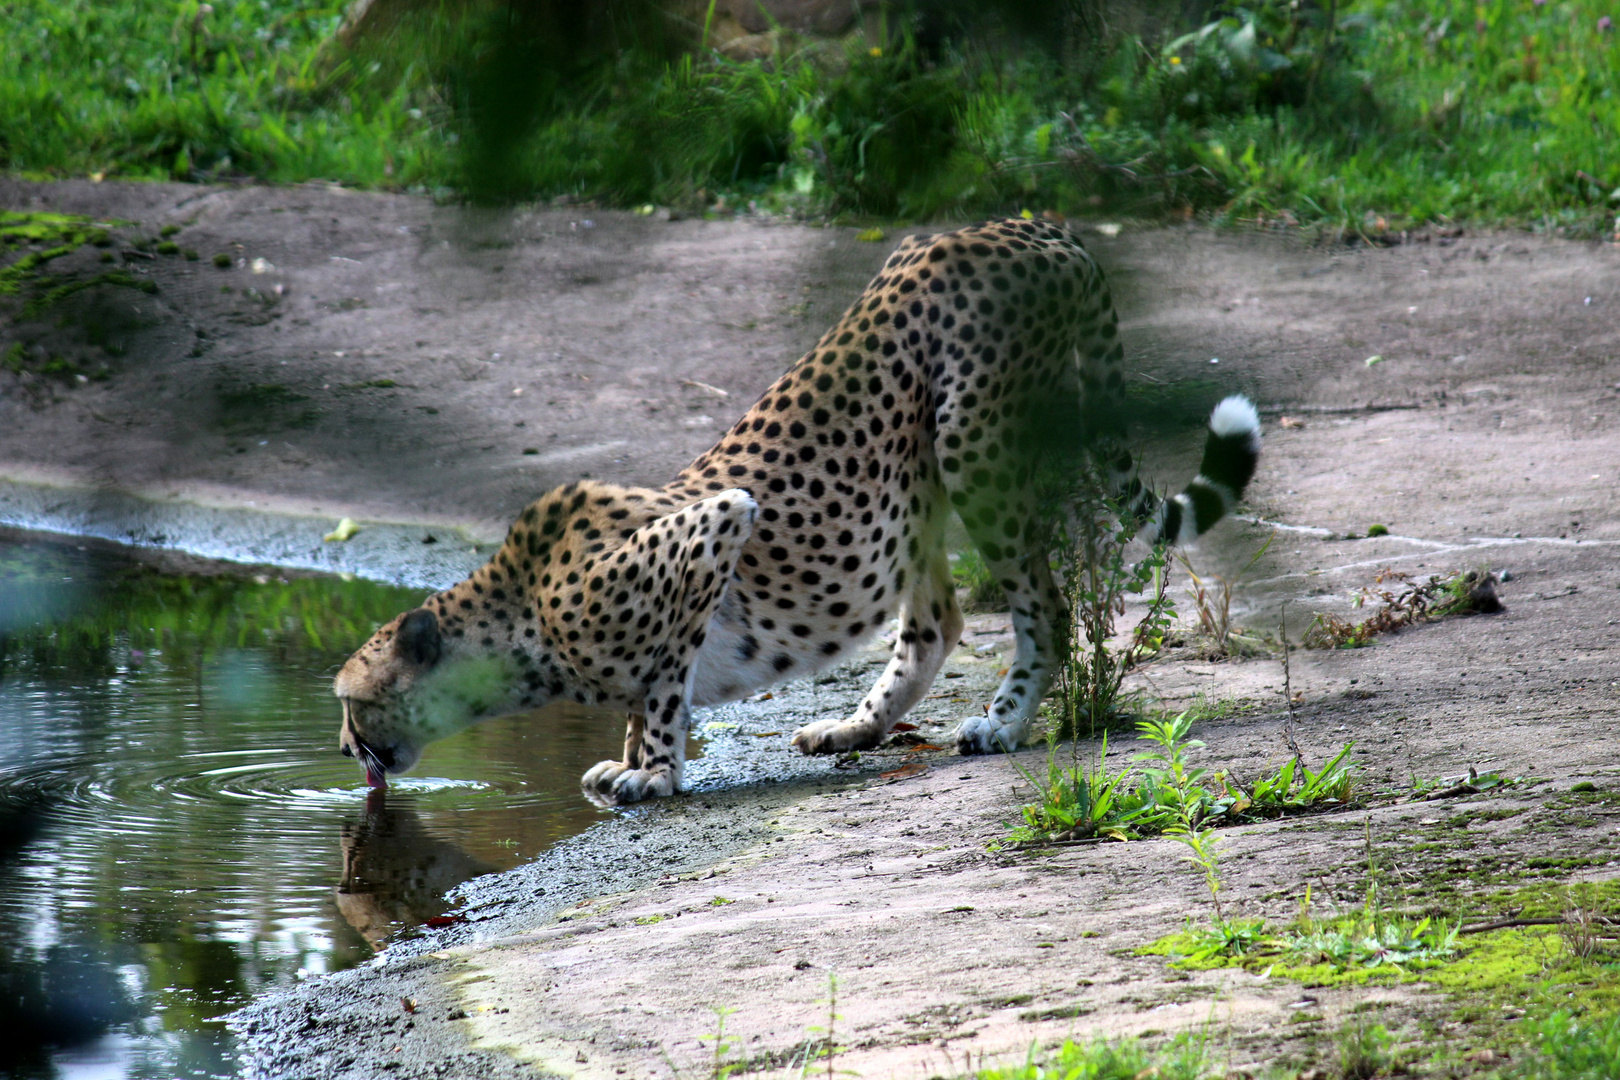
1145;877;1620;1068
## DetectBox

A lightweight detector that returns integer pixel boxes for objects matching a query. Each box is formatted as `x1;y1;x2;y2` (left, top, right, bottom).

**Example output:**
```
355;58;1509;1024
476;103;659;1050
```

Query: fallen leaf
423;914;466;928
855;227;885;242
1364;354;1384;366
323;517;361;542
401;997;417;1014
681;378;730;398
1279;415;1306;429
880;761;929;781
890;721;918;731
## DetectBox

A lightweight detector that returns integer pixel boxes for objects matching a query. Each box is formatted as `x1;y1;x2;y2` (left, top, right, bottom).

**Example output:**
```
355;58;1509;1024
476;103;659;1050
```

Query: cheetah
334;218;1261;804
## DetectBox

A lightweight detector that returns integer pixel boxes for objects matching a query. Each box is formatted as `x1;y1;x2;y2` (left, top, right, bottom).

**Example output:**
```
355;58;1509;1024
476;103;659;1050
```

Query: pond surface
0;534;628;1079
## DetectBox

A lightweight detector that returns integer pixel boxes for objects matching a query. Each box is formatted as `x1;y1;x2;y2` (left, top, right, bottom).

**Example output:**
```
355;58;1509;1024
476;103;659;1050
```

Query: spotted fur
334;218;1261;803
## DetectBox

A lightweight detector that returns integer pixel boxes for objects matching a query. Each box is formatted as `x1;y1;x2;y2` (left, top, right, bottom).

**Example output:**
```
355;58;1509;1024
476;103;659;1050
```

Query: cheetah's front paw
580;760;676;805
790;719;883;756
954;714;1027;755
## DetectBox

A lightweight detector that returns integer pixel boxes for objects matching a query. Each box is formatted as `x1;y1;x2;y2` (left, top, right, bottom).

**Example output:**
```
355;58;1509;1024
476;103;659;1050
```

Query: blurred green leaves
2;1;1618;231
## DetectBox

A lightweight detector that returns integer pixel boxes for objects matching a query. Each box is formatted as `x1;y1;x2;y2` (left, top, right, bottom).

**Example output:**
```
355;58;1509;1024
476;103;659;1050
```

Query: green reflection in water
0;535;625;1079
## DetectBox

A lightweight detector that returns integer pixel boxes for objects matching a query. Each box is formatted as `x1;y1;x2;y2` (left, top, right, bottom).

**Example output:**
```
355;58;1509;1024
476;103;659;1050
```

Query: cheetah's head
334;608;521;788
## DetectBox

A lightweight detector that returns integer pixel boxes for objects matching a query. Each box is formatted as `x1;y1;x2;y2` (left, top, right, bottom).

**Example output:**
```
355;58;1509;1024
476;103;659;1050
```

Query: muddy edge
4;181;1617;1076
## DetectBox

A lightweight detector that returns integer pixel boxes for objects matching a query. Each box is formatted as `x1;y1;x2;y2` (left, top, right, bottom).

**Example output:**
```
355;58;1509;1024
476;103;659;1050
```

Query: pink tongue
365;764;388;790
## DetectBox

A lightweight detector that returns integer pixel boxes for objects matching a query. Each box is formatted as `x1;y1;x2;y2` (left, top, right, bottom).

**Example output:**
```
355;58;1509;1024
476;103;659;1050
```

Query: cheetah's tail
1139;395;1262;547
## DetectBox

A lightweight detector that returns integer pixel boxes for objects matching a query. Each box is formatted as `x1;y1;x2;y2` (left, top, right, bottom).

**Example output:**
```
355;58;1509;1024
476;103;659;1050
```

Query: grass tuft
970;1033;1212;1080
1516;1011;1620;1079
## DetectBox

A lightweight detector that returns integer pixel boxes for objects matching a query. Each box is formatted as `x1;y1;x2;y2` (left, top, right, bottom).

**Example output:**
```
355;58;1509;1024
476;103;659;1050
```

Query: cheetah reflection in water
334;218;1261;804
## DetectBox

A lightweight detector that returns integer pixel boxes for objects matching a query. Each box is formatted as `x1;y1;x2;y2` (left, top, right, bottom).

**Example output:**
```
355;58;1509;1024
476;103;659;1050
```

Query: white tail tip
1208;395;1260;438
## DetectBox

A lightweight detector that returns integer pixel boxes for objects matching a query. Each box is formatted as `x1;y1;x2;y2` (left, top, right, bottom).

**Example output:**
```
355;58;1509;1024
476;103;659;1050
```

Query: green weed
1001;711;1356;847
1157;886;1461;973
1243;745;1358;814
1336;1016;1398;1080
1045;489;1177;741
801;971;842;1080
970;1032;1212;1080
700;1004;741;1080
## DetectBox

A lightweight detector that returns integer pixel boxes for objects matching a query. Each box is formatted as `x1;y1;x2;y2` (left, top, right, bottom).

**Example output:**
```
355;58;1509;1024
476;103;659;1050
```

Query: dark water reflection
0;535;627;1079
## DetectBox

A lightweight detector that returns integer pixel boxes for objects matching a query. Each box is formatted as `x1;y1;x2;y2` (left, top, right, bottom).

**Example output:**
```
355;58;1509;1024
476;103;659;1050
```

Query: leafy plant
700;1004;741;1080
801;971;842;1080
1290;904;1460;970
1168;888;1460;972
1240;744;1356;815
1002;710;1356;847
1166;824;1459;973
1046;483;1178;742
1168;819;1226;922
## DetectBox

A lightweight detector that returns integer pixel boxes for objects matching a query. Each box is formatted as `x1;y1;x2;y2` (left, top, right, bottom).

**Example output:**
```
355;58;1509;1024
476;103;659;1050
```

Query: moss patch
1145;878;1620;1024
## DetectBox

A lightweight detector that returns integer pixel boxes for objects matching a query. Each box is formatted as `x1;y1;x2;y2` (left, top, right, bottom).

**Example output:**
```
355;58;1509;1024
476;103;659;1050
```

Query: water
0;534;629;1079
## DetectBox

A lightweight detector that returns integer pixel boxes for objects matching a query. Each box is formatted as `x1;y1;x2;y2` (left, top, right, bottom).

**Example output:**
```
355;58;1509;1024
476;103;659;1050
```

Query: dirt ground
4;180;1619;1078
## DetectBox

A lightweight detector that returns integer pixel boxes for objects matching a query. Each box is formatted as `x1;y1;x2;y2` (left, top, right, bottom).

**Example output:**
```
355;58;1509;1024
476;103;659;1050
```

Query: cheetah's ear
395;608;442;668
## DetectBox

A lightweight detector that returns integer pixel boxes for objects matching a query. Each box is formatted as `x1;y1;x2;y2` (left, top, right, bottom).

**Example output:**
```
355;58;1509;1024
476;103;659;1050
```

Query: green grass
1517;1012;1620;1079
951;548;1007;609
2;1;1618;230
970;1034;1212;1080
